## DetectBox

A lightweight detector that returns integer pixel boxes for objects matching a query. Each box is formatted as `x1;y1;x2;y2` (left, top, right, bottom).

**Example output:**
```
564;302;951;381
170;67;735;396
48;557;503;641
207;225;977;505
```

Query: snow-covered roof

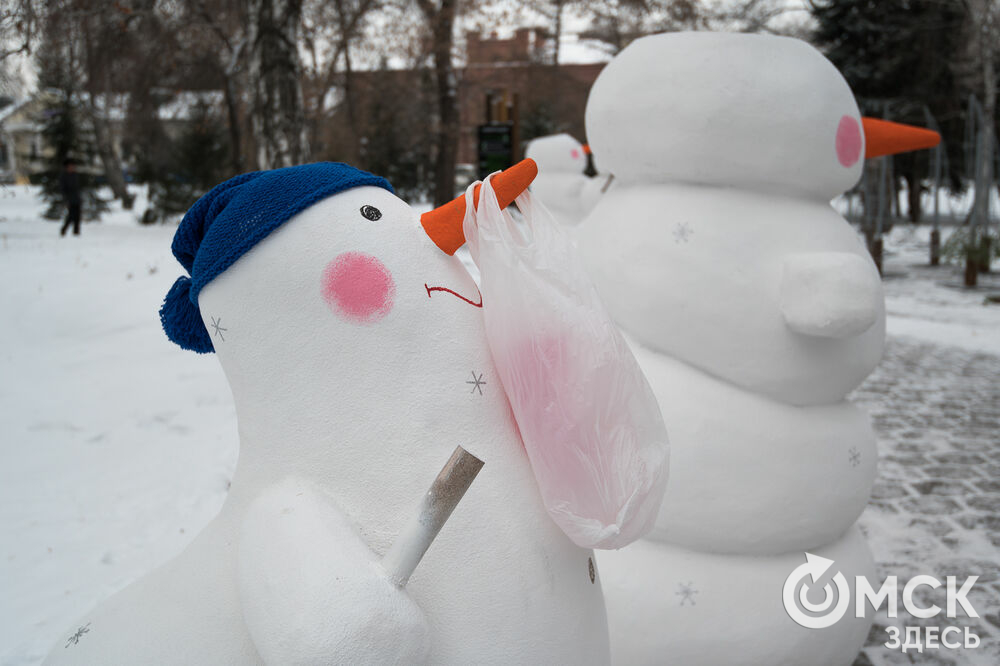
21;88;225;124
157;91;225;121
0;99;31;125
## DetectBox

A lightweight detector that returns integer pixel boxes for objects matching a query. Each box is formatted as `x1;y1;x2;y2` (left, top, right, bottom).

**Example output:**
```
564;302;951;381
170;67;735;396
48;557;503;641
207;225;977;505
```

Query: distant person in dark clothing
59;158;82;236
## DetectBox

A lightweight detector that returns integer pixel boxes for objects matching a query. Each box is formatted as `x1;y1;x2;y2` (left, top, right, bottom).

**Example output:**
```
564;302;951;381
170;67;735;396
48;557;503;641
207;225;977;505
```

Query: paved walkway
851;337;1000;665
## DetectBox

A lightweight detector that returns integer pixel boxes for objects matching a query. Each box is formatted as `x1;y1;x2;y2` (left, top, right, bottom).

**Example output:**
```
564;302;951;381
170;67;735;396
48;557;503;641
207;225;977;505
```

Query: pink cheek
571;149;580;159
835;115;863;167
321;252;395;324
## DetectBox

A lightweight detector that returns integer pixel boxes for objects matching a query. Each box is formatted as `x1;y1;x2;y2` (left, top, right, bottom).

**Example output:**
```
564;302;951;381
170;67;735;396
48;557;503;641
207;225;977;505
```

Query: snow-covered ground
832;180;1000;223
831;180;1000;355
0;186;236;663
880;224;1000;356
1;185;998;664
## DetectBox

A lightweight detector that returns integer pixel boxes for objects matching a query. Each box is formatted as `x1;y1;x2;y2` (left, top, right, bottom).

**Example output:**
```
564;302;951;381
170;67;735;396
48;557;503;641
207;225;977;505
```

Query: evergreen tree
35;59;109;221
144;100;232;222
811;0;966;221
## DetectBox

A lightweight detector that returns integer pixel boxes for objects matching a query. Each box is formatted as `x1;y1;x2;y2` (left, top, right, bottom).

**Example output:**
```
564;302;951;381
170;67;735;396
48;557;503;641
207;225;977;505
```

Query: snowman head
586;33;940;200
586;32;867;200
525;133;591;176
160;162;535;375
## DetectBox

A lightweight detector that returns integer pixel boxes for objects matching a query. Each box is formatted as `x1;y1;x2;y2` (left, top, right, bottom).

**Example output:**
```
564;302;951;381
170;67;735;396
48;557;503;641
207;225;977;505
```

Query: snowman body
525;133;603;226
45;185;609;664
577;33;883;664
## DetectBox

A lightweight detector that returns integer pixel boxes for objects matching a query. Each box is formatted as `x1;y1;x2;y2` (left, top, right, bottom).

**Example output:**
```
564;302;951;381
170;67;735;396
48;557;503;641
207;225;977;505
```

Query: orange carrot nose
421;158;538;255
582;144;592;155
862;117;941;159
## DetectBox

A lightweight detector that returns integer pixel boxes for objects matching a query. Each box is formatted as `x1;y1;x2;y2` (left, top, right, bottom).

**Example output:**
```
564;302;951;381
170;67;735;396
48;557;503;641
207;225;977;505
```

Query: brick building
458;28;605;165
466;27;548;64
319;28;606;187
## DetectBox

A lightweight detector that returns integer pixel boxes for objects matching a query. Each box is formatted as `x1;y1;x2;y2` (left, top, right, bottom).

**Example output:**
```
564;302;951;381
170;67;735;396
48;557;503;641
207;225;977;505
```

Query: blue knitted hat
160;162;394;353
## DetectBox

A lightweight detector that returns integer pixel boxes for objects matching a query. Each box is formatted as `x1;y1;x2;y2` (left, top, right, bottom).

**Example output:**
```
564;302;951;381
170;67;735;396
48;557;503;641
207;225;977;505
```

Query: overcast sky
473;0;814;64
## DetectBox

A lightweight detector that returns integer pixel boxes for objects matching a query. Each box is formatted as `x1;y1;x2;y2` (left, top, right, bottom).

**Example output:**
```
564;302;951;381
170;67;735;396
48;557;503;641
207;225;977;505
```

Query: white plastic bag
462;175;670;550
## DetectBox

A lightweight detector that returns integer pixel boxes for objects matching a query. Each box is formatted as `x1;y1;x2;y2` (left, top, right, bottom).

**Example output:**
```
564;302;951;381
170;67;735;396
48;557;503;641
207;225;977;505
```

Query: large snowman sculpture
578;32;935;665
44;162;617;664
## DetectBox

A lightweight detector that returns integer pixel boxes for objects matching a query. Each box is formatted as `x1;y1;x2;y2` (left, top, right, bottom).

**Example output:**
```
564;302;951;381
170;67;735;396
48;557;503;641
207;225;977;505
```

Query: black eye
360;205;382;221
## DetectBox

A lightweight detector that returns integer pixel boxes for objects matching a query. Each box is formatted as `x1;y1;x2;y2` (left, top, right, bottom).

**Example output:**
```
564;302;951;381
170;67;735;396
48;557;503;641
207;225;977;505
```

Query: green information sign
478;124;513;180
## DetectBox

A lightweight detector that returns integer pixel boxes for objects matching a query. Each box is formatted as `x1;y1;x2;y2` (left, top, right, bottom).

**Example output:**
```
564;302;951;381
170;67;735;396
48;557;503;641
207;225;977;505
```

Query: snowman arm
579;176;607;212
779;252;881;339
238;478;430;665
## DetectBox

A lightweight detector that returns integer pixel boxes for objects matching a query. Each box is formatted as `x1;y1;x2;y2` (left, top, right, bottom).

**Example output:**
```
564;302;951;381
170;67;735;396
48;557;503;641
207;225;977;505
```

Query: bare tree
0;0;39;61
707;0;798;33
183;0;248;175
577;0;704;55
31;0;132;205
415;0;459;206
531;0;572;65
300;0;383;163
953;0;998;285
0;0;39;98
333;0;381;156
246;0;309;168
576;0;798;54
79;3;133;206
963;0;997;216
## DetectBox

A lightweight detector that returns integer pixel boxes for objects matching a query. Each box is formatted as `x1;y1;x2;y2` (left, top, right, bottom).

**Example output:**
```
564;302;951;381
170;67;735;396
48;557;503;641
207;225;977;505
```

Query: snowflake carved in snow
673;222;693;244
210;316;227;341
676;581;698;606
65;622;91;648
466;371;486;395
849;447;861;467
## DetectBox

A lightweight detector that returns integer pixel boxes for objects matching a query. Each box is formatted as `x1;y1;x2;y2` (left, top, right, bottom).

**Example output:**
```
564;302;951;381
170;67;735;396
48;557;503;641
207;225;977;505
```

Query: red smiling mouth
425;283;483;308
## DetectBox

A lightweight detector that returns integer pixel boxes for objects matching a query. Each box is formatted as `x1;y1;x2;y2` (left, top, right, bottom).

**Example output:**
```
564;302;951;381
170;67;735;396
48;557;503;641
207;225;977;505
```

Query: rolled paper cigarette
381;446;485;587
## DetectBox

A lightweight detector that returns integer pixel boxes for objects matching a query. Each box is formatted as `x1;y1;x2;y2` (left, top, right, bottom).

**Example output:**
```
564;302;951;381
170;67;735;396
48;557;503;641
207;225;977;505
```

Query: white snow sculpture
44;167;612;664
578;32;890;665
525;133;605;226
